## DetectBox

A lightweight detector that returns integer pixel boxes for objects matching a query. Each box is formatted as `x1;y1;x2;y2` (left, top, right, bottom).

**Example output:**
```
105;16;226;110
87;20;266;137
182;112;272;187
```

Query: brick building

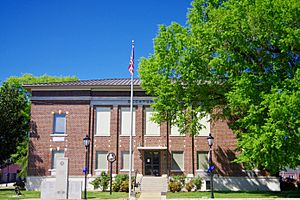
24;78;279;191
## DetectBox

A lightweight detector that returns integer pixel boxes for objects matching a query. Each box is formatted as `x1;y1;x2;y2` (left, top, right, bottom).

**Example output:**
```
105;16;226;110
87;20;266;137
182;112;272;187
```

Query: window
197;152;208;171
96;107;111;136
206;180;211;190
145;107;160;136
121;107;136;136
53;114;66;134
170;125;186;136
198;114;210;136
171;151;184;171
51;150;64;169
121;151;134;171
96;151;108;171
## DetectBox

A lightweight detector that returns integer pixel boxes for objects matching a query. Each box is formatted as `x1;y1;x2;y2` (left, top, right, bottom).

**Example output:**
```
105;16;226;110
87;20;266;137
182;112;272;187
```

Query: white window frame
95;151;108;171
171;151;184;172
120;151;134;171
95;107;111;136
170;125;185;136
196;151;209;172
51;150;64;170
53;114;66;135
145;107;160;136
120;107;136;136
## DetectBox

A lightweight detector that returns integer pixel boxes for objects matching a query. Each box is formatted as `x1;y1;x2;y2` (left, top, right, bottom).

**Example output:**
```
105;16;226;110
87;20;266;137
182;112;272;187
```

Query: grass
167;191;300;198
86;191;133;199
0;189;40;199
1;189;300;199
0;189;136;199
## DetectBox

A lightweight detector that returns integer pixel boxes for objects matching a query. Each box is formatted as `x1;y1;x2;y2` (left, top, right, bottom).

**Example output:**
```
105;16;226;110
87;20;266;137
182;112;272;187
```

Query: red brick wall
28;102;90;176
29;101;243;177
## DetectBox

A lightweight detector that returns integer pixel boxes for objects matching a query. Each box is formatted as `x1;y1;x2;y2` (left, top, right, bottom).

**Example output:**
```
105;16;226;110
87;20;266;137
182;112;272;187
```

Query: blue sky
0;0;191;82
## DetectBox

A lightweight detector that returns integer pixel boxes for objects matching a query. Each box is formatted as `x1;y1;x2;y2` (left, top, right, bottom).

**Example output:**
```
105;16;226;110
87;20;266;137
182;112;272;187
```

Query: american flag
128;41;134;76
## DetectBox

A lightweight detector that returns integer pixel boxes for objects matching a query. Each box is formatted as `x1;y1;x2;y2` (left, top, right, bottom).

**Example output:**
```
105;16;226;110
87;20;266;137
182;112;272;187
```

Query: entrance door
144;151;160;176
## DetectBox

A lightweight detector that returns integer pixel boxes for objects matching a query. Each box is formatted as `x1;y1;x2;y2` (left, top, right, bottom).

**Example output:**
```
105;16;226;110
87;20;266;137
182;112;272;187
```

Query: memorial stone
56;157;69;199
68;181;82;200
41;179;56;200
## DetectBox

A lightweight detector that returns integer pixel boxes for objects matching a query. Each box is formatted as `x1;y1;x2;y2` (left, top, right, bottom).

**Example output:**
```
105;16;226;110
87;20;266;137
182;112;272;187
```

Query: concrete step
139;192;161;200
140;176;168;193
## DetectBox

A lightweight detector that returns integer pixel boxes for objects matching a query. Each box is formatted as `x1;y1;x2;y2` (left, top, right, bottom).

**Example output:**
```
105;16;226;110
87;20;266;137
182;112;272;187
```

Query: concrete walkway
139;192;163;200
139;176;168;200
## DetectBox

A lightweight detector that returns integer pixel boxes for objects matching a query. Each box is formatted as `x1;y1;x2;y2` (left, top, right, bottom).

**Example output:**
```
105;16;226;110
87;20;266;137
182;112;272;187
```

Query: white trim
137;146;167;150
94;169;108;172
50;134;68;137
119;169;135;172
170;135;185;137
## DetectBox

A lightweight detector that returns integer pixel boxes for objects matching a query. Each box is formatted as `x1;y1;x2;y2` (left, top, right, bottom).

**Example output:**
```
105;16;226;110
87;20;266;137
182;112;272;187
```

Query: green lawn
0;189;134;199
86;191;132;199
167;191;300;198
0;189;40;199
1;189;300;199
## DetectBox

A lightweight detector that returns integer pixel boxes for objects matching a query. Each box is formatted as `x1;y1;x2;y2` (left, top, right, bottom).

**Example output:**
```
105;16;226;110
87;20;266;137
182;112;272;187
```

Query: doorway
144;151;160;176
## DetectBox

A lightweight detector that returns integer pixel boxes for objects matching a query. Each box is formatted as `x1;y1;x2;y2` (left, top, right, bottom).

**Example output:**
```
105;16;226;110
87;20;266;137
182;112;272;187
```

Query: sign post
107;152;116;195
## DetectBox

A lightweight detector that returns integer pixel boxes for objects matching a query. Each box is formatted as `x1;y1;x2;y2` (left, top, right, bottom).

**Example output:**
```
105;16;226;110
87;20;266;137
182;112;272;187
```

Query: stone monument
41;157;82;200
55;157;68;199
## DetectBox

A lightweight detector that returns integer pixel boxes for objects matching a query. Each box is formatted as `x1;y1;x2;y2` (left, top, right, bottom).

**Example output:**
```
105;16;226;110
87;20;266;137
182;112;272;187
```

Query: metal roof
23;78;141;87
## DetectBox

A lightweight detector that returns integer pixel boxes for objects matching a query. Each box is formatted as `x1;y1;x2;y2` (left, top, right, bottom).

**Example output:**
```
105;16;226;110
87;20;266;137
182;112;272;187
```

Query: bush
112;182;120;192
168;181;182;192
280;177;296;191
90;171;110;191
112;174;129;192
115;174;129;184
192;176;202;190
185;181;194;192
112;174;136;192
297;181;300;190
172;175;186;185
120;180;129;192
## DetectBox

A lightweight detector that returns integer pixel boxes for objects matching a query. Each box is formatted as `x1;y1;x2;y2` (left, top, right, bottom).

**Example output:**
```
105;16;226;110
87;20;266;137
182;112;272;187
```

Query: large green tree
1;74;78;177
0;83;29;168
139;0;300;174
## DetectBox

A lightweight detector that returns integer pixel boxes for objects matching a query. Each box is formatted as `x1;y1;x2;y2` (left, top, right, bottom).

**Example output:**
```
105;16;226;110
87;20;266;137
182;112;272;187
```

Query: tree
0;83;29;167
1;74;78;177
139;0;300;174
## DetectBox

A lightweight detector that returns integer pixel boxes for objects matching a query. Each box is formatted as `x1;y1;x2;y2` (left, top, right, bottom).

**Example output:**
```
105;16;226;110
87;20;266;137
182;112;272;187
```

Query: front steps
139;176;168;200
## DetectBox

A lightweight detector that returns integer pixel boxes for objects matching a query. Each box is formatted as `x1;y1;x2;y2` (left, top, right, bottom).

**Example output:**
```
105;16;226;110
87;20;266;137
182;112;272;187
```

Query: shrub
297;181;300;190
185;181;193;192
172;175;186;185
280;177;296;191
112;182;120;192
192;176;202;190
120;180;129;192
115;174;129;184
90;171;110;191
112;174;136;192
112;174;129;192
168;181;182;193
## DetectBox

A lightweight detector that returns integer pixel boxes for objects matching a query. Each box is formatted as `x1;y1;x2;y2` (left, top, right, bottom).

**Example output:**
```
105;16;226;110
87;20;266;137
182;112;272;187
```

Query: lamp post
83;135;90;200
207;133;214;199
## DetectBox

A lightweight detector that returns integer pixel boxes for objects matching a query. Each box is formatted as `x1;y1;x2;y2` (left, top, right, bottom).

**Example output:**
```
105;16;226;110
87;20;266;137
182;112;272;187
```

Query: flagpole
128;40;134;200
